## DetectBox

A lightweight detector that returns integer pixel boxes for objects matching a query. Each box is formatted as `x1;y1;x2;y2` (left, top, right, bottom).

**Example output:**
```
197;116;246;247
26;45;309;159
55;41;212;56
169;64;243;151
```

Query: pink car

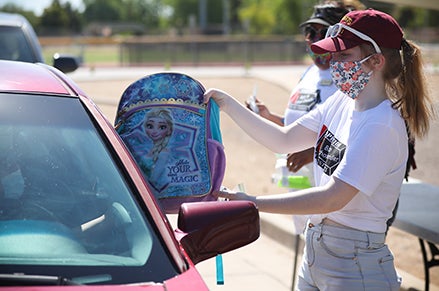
0;60;259;290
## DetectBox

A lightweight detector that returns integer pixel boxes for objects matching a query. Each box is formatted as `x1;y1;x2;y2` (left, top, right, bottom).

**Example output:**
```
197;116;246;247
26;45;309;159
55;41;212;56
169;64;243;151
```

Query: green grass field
43;45;120;65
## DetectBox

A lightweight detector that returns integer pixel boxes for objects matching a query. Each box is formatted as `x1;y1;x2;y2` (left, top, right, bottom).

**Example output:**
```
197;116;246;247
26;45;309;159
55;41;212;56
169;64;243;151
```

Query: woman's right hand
203;88;232;111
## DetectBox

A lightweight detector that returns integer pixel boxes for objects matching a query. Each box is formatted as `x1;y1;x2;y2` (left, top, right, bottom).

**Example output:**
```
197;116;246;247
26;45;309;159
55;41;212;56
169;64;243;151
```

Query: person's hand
245;97;271;118
256;101;271;120
217;189;256;203
245;97;284;125
286;147;314;172
203;88;232;111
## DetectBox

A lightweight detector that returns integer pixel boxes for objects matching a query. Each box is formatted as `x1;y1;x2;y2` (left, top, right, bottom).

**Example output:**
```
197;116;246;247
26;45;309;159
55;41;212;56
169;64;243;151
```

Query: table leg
418;238;439;291
291;234;301;291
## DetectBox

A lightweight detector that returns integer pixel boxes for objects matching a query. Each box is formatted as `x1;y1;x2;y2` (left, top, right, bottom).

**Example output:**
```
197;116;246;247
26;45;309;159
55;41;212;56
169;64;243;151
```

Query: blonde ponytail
384;39;436;139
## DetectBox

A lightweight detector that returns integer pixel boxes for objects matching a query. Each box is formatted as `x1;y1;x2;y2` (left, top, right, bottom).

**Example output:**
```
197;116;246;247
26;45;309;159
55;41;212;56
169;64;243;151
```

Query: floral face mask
330;54;374;99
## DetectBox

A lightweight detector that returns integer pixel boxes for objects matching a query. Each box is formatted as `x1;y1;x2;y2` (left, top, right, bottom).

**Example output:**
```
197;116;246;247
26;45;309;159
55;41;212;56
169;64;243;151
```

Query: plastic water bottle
271;154;312;190
247;84;259;114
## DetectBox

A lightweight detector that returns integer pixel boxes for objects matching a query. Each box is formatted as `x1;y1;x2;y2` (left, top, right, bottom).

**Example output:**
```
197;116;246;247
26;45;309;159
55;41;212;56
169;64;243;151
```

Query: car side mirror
176;200;260;265
53;53;80;73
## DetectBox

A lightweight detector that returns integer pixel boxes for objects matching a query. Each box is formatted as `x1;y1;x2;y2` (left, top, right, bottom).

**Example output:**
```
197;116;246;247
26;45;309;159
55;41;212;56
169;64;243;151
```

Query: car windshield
0;26;37;63
0;93;179;285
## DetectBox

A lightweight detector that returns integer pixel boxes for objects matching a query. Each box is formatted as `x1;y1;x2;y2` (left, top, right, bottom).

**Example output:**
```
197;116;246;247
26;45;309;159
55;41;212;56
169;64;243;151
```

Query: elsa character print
140;108;174;192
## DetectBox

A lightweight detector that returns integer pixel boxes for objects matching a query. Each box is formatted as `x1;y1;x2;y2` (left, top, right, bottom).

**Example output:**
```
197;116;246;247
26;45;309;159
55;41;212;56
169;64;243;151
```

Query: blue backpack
115;72;226;213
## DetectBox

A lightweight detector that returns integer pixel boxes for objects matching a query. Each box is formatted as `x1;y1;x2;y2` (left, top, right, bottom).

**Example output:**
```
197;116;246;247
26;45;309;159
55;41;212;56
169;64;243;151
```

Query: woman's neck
355;75;387;111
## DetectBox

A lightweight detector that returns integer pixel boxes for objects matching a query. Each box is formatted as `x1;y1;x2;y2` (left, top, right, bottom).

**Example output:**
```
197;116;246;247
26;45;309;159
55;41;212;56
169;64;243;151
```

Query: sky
0;0;84;16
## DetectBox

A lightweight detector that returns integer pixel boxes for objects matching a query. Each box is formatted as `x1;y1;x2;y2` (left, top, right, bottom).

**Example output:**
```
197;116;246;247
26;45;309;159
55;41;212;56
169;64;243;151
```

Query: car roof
0;12;45;64
0;12;28;27
0;60;84;96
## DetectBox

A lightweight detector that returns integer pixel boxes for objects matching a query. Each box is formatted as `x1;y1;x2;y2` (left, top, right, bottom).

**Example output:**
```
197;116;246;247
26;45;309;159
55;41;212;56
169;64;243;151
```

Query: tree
163;0;197;29
39;0;83;35
237;0;319;35
40;0;70;35
82;0;169;34
64;2;83;33
163;0;232;34
119;0;163;29
238;0;276;35
273;0;305;34
83;0;122;23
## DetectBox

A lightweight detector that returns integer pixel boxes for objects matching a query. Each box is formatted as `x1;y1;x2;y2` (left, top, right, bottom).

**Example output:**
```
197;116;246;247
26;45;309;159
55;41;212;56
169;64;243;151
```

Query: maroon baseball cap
311;9;403;54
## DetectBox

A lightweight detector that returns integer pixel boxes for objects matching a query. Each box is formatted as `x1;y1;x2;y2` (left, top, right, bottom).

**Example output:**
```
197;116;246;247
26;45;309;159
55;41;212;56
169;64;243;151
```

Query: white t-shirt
284;65;337;126
297;91;408;233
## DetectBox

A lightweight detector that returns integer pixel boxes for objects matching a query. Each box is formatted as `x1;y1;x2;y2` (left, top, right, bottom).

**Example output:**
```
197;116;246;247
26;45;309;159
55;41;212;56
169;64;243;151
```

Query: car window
0;26;37;62
0;94;179;284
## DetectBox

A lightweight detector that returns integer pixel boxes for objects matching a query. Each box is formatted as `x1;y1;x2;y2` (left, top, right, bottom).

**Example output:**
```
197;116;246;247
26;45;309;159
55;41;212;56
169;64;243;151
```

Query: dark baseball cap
300;4;349;27
311;9;403;54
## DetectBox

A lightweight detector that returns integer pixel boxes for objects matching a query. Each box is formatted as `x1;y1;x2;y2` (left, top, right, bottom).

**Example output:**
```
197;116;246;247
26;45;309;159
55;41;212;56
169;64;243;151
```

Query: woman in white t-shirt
204;9;435;290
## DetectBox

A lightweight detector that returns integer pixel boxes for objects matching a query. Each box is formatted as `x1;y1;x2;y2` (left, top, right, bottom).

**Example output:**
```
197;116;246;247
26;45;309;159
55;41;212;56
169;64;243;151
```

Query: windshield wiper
0;273;79;286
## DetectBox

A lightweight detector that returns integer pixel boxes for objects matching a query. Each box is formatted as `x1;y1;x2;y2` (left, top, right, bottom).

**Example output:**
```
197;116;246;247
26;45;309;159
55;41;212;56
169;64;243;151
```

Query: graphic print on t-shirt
315;125;346;176
288;89;321;112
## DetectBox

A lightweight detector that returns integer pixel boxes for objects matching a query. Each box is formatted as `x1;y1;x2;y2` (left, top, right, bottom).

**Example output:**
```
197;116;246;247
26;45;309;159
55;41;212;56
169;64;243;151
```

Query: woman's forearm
253;178;358;215
224;96;313;154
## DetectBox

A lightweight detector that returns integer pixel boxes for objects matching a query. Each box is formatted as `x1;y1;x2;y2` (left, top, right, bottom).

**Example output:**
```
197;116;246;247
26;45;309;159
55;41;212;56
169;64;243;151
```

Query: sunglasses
325;23;382;54
303;25;328;42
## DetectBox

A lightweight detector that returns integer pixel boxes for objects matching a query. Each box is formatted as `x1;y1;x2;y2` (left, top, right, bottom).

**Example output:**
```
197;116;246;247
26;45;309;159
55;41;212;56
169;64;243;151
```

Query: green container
277;175;311;189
